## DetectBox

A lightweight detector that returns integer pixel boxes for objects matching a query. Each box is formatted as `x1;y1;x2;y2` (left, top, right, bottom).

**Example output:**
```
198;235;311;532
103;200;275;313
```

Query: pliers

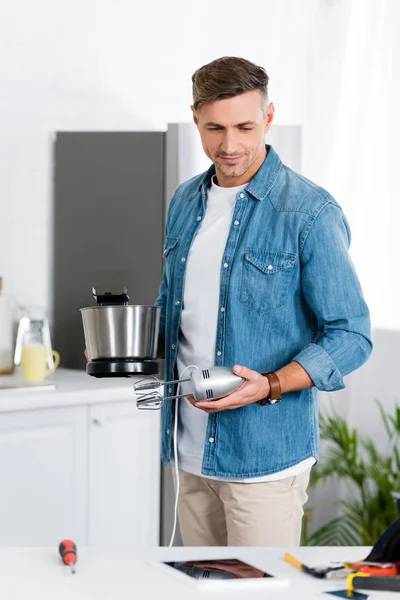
284;553;398;579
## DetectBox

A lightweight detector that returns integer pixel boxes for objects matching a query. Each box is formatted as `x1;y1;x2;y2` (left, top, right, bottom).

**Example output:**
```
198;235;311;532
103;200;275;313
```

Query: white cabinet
0;386;160;549
0;406;87;545
88;401;160;550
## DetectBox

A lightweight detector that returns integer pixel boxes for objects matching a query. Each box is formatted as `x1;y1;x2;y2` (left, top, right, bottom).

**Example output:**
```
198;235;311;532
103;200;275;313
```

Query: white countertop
0;368;149;412
0;545;387;600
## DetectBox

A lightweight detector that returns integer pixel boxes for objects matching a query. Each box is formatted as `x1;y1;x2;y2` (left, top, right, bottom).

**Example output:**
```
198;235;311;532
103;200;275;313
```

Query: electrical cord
169;364;199;548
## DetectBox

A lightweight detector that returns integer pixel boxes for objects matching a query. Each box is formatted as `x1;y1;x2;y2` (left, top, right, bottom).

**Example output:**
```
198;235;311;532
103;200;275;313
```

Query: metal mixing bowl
80;305;160;361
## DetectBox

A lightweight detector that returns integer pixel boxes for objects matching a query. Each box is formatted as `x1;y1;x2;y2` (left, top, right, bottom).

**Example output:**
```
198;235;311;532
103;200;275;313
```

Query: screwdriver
59;539;77;574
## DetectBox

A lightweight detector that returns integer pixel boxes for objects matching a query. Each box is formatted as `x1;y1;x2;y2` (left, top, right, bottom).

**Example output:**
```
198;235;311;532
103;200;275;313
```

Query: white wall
0;0;318;313
303;0;400;332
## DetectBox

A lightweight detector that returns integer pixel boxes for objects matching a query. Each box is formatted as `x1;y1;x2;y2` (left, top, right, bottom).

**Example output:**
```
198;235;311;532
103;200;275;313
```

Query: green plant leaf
306;401;400;546
305;515;361;546
376;399;392;438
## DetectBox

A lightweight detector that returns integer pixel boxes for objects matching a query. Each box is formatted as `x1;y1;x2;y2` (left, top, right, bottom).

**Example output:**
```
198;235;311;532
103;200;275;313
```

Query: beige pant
172;467;310;546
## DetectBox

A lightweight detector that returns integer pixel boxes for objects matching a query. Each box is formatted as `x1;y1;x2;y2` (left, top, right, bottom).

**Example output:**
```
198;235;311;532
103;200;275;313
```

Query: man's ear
191;105;199;125
264;103;275;133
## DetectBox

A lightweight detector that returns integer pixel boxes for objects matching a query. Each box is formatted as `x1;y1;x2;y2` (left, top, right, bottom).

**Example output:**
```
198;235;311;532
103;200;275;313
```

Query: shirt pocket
240;248;296;315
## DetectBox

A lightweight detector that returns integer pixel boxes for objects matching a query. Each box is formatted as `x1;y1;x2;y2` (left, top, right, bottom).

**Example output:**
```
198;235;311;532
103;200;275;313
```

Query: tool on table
59;539;77;574
284;553;397;579
348;573;400;594
347;515;400;593
285;518;400;596
285;517;400;580
134;367;245;410
328;562;397;578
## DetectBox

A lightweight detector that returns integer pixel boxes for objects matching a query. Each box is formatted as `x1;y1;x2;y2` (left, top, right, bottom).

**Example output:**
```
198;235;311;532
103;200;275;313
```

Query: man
156;56;372;547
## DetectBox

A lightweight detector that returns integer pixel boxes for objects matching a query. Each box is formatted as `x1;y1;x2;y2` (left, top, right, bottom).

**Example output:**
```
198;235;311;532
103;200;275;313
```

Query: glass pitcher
15;309;60;383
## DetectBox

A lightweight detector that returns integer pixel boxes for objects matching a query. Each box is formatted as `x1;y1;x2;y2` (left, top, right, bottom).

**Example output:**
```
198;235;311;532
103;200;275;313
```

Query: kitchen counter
0;368;153;413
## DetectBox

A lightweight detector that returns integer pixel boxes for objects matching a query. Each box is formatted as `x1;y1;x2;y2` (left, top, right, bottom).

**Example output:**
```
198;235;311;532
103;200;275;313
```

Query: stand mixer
81;287;244;409
81;287;160;377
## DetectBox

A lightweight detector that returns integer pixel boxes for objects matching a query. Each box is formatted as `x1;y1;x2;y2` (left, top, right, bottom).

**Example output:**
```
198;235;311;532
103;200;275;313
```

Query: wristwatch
257;372;282;406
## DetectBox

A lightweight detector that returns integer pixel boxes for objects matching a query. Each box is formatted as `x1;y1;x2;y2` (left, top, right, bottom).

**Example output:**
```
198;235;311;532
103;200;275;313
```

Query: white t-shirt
176;175;315;481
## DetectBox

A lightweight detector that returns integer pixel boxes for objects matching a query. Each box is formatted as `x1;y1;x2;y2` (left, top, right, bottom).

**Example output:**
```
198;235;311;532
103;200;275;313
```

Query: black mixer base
87;360;160;377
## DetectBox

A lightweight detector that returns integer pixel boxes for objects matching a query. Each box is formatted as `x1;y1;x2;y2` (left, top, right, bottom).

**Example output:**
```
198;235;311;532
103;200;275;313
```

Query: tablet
151;558;289;590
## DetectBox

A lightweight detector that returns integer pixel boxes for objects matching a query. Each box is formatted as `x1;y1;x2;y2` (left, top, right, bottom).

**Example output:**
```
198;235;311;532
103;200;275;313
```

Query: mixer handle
92;287;129;306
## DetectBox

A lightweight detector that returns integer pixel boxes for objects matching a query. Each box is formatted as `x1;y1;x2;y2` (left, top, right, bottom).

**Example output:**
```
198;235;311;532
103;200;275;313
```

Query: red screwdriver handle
59;539;77;565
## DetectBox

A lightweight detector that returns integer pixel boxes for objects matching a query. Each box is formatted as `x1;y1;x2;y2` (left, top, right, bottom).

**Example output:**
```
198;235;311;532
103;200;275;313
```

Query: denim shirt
155;145;372;478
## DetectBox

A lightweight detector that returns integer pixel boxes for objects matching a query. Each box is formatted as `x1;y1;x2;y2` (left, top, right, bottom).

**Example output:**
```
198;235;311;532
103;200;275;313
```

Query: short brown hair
192;56;269;112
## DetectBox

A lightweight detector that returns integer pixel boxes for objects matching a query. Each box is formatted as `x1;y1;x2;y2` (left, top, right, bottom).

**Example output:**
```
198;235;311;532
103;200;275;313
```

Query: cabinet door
88;402;160;550
0;406;87;545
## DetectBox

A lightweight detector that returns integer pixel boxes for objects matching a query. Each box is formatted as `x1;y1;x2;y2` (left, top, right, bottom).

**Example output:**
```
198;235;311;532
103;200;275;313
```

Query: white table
0;545;393;600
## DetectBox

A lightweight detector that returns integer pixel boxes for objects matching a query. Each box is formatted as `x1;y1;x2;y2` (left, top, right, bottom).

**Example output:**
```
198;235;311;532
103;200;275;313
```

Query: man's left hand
187;365;270;413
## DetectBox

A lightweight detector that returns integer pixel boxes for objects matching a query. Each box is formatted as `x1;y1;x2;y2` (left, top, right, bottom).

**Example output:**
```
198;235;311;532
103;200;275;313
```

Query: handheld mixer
134;366;245;409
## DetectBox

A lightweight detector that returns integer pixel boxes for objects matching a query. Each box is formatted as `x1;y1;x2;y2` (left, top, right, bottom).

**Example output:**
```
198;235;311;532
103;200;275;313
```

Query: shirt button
168;387;172;394
223;263;228;268
175;300;180;305
209;437;215;443
234;220;240;226
220;307;225;312
167;429;170;435
197;216;202;221
267;265;273;271
217;351;222;356
181;257;186;263
239;193;245;198
171;344;175;349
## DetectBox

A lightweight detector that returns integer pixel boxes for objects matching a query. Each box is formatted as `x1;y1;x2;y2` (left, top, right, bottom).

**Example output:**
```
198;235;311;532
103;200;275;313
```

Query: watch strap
258;372;282;405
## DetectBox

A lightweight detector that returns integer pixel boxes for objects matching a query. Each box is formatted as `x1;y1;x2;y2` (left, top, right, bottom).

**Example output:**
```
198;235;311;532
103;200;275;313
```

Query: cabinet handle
92;417;102;426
